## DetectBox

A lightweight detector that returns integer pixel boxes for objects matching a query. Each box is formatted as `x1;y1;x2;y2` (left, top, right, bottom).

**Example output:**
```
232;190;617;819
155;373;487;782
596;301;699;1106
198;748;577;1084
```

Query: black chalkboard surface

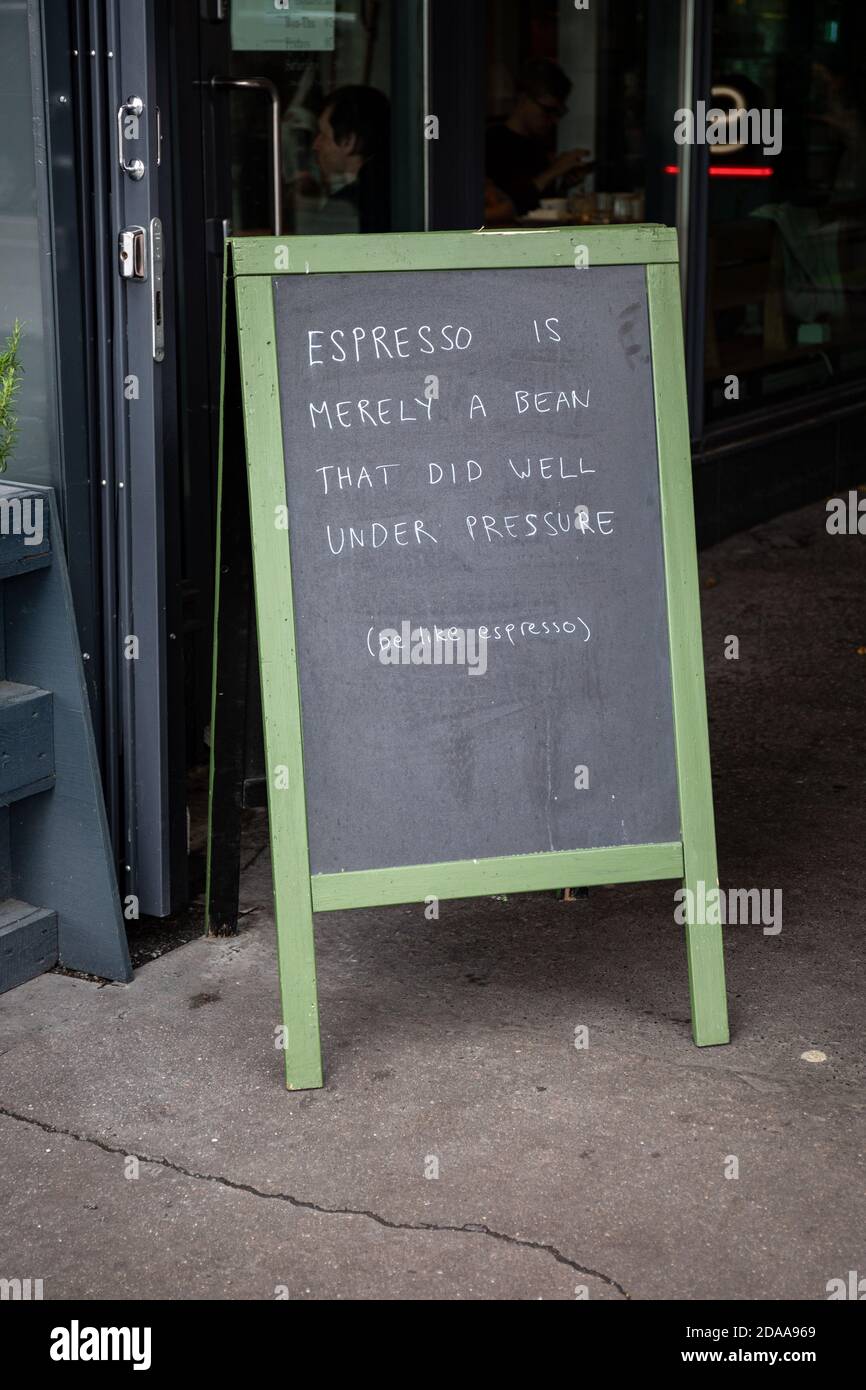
273;266;680;875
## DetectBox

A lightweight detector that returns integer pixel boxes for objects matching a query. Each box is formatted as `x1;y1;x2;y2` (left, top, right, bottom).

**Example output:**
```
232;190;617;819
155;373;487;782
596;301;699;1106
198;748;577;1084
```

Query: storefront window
483;0;672;229
226;0;396;236
705;0;866;421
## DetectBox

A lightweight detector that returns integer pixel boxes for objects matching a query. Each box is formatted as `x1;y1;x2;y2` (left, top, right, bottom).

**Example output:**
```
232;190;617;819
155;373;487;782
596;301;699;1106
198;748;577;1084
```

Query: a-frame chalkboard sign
208;227;728;1090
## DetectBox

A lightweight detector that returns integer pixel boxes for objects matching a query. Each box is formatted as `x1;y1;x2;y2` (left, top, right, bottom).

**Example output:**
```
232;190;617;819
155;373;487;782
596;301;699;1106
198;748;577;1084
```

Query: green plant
0;320;24;473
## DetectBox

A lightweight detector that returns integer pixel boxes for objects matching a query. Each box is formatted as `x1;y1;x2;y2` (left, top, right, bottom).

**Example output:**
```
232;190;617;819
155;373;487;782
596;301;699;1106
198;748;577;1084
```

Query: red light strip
663;164;774;178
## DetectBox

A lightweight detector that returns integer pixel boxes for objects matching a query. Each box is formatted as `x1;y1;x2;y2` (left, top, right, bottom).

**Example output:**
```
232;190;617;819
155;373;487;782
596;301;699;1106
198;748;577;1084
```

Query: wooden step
0;899;58;993
0;681;55;807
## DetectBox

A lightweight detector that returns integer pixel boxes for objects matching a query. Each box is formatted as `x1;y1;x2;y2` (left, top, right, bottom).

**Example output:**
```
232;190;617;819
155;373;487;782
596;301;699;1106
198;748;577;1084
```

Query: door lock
119;226;147;280
118;222;164;364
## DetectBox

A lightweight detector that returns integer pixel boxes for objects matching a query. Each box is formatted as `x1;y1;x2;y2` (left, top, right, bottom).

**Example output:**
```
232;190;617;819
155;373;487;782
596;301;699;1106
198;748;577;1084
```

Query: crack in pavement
0;1103;629;1298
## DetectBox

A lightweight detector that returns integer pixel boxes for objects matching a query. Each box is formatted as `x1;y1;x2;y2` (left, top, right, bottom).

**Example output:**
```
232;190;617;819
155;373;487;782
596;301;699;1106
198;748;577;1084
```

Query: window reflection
300;85;391;233
227;0;393;236
484;1;650;228
705;0;866;419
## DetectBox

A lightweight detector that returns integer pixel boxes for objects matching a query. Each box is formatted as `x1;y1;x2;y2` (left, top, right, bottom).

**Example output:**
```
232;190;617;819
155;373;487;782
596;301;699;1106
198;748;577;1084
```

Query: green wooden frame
222;227;728;1089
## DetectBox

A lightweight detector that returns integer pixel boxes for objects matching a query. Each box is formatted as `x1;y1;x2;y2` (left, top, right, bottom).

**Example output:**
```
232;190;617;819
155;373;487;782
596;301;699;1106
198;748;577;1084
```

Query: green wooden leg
234;270;324;1089
265;680;323;1088
273;869;323;1090
682;871;729;1046
647;261;730;1047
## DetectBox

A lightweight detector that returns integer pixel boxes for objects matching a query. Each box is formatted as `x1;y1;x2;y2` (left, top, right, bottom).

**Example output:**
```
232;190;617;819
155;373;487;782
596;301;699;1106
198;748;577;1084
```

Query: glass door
166;0;426;901
219;0;411;237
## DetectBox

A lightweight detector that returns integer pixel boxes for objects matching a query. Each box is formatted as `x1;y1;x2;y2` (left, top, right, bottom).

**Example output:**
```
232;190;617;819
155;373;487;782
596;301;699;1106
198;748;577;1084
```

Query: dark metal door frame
104;0;186;915
427;0;485;230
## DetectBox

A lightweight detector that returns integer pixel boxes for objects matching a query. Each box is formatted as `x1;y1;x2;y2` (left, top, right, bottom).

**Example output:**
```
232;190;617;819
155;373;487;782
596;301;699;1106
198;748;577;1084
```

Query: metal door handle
117;95;146;181
211;77;283;235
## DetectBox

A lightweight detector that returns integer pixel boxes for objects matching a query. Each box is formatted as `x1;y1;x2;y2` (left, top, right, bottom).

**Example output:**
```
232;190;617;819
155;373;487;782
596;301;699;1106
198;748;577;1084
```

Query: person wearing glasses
486;58;589;217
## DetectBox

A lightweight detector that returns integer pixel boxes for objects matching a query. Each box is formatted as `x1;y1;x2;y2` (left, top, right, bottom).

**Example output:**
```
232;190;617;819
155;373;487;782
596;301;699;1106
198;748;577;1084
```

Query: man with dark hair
486;58;588;216
312;85;391;233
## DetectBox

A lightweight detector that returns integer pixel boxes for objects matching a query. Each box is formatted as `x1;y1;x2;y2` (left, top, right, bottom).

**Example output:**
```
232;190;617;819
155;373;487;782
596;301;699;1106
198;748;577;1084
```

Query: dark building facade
1;0;863;918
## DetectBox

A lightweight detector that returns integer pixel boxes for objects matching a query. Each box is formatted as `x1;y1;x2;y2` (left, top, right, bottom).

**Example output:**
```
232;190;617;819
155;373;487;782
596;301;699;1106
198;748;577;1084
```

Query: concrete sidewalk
1;498;863;1300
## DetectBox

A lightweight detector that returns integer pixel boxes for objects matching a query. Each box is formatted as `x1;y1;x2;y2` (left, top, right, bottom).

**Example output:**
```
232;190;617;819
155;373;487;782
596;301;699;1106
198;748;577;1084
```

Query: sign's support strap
206;260;253;937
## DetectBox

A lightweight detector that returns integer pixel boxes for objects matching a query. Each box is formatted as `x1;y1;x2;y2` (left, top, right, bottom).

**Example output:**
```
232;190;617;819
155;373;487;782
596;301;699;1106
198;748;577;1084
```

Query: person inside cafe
305;84;391;234
485;58;589;218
